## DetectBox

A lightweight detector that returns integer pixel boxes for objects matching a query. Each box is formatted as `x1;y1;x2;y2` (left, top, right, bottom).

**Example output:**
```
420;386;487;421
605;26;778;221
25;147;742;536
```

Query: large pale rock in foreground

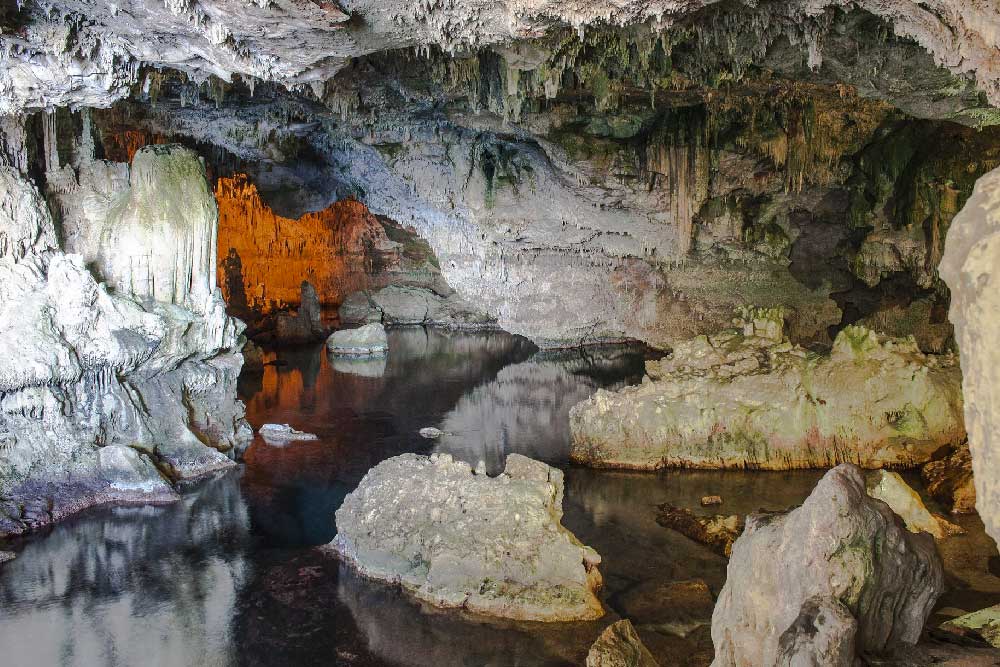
570;312;964;470
711;464;944;666
939;166;1000;545
331;452;604;622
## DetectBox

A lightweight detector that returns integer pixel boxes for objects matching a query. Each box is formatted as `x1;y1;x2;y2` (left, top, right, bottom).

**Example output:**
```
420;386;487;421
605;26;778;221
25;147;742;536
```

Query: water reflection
0;472;251;667
433;347;645;473
1;329;998;667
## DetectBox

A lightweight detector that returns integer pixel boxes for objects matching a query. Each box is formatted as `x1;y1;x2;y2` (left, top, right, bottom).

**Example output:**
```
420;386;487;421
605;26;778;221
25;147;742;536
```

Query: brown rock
586;620;659;667
922;444;977;514
617;579;714;635
655;504;743;557
700;495;723;506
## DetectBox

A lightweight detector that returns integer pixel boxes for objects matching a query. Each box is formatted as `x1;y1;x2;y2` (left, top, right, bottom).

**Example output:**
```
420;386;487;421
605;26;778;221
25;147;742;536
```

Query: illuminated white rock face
0;136;250;537
940;166;1000;546
98;145;218;309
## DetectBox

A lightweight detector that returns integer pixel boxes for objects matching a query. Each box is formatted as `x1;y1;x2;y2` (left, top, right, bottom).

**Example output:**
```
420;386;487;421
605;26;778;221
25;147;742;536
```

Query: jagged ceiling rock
2;0;999;116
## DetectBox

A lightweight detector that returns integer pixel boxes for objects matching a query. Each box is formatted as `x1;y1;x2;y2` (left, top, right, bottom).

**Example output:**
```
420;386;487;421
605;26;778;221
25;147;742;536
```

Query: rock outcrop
586;620;660;667
339;286;498;331
326;323;389;356
331;452;604;622
0;134;250;536
570;313;965;470
711;464;945;666
941;605;1000;648
940;166;1000;546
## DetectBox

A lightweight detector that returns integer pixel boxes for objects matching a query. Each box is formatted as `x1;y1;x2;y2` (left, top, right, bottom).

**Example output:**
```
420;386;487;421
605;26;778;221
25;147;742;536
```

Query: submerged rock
586;620;660;667
570;315;964;471
866;470;964;539
0;551;14;563
259;423;318;445
656;504;743;557
711;464;944;666
922;444;977;514
618;579;715;637
326;323;388;356
331;452;604;622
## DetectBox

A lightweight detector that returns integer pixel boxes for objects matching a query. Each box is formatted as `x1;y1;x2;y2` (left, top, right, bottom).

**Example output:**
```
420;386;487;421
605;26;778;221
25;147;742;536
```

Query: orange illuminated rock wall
215;174;391;318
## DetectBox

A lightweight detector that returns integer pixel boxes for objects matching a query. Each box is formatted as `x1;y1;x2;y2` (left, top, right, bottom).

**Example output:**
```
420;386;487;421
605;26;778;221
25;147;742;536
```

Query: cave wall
0;114;251;536
93;16;1000;349
215;174;388;318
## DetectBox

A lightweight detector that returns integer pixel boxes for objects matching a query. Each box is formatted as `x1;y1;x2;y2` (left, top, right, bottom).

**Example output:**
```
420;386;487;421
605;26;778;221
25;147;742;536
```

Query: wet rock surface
586;620;660;667
711;464;945;666
326;323;389;356
656;505;743;558
570;314;965;471
331;452;604;622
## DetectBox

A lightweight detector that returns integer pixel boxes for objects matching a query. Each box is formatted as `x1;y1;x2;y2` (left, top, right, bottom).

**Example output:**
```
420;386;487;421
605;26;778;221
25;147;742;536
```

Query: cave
3;1;1000;665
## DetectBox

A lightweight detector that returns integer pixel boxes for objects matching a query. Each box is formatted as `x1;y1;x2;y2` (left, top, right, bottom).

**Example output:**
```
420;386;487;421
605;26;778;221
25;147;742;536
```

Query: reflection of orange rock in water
215;174;392;316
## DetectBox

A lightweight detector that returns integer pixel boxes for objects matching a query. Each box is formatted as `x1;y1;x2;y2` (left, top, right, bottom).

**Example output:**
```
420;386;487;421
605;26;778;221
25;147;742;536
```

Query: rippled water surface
2;329;998;666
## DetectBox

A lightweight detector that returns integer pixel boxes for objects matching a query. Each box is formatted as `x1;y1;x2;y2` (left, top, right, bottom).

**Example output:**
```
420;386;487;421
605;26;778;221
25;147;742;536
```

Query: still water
1;329;997;666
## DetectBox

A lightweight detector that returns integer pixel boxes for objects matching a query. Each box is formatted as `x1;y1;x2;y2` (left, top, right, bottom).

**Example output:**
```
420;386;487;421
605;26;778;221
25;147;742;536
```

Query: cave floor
0;329;996;666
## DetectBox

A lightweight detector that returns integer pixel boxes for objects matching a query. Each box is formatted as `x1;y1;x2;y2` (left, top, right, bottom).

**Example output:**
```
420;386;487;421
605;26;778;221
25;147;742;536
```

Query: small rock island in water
3;1;1000;665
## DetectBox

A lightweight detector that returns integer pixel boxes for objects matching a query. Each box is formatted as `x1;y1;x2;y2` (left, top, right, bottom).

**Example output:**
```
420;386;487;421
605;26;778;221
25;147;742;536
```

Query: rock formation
326;323;389;356
570;313;965;470
940;166;1000;546
866;470;963;540
586;620;660;667
339;285;498;331
0;129;250;536
656;504;743;557
330;452;604;622
273;281;327;344
922;444;978;515
258;423;319;446
711;464;944;666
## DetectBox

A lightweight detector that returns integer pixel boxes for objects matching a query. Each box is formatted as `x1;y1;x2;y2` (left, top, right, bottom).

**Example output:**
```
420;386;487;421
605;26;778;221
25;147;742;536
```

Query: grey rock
711;464;945;666
331;452;604;622
258;423;319;445
586;620;660;667
339;286;498;330
326;323;389;356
